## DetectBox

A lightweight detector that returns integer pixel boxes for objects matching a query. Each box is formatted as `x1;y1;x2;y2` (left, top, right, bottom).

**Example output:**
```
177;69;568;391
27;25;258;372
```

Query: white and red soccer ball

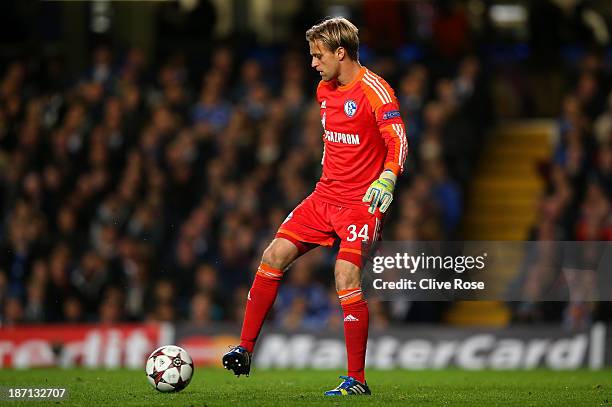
145;345;194;392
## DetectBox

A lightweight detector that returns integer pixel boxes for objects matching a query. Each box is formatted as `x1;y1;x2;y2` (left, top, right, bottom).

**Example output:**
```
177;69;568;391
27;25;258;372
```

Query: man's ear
336;47;345;61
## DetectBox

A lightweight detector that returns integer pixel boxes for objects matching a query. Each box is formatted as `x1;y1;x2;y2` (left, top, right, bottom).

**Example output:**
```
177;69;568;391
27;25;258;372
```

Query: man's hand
363;170;397;214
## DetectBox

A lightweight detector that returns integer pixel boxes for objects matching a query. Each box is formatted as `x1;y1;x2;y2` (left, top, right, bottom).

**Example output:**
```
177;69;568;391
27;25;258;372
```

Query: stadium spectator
190;292;216;325
63;296;85;323
2;297;24;326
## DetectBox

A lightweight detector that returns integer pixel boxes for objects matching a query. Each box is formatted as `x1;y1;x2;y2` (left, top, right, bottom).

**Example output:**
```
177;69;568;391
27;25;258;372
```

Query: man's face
309;40;339;82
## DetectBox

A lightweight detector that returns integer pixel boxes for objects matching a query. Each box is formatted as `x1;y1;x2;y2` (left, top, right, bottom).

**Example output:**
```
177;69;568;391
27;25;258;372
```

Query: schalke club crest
344;99;357;117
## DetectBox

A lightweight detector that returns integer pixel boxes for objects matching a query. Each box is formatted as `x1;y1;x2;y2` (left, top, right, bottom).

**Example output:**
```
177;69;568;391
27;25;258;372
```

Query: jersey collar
337;66;366;91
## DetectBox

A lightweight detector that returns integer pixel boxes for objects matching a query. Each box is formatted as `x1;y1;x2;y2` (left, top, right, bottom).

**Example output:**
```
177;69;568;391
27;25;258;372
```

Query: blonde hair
306;17;359;61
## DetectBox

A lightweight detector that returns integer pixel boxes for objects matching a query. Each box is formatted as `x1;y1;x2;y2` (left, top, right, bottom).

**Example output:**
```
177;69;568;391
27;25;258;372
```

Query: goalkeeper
223;16;407;396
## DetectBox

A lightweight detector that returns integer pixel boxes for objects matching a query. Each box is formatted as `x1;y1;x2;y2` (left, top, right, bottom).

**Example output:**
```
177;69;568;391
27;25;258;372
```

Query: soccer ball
145;345;194;392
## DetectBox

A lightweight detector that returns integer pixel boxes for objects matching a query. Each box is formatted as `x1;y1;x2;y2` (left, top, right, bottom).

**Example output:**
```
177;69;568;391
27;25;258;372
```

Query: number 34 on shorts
346;224;370;242
337;212;383;267
342;214;383;246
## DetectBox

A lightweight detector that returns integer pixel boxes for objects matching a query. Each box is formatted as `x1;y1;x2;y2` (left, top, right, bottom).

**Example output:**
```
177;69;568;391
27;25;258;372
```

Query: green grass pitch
0;368;610;406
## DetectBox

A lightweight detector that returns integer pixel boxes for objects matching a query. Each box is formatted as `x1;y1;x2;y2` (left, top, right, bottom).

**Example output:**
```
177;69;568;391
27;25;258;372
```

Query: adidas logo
321;100;326;109
344;314;359;322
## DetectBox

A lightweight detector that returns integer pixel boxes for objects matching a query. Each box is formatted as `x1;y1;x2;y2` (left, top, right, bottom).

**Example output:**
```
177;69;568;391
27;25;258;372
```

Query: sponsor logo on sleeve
383;110;401;120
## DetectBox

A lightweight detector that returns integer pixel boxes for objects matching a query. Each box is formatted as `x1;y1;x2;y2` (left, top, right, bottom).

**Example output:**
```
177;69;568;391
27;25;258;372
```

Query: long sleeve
360;70;408;176
375;104;408;176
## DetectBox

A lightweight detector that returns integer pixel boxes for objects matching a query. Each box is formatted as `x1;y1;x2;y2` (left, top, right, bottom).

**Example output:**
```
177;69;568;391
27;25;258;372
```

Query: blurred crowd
545;52;611;241
514;51;612;328
0;41;485;327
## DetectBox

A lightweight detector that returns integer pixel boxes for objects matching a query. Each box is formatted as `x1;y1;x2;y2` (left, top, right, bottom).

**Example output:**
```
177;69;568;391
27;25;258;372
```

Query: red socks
239;265;368;384
338;288;369;383
239;263;283;353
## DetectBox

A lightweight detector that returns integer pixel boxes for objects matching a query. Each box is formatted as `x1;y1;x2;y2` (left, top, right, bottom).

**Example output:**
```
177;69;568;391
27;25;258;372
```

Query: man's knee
334;259;361;290
261;238;299;270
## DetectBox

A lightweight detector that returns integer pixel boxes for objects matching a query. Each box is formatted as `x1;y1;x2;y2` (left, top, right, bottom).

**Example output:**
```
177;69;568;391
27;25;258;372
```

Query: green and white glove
363;170;397;214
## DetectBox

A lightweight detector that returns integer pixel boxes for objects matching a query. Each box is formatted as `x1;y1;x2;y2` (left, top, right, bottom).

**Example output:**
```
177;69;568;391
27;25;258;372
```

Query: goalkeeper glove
363;170;397;214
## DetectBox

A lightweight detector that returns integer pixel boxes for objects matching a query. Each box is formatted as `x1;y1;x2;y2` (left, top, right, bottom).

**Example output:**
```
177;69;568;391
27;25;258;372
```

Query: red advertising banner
178;333;239;367
0;323;172;368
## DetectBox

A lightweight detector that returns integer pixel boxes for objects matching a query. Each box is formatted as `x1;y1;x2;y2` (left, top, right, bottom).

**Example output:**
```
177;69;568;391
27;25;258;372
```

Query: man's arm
362;114;408;213
362;78;408;213
375;101;408;178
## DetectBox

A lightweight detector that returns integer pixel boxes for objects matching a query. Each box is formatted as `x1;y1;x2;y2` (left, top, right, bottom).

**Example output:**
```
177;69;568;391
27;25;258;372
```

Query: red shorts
276;193;385;268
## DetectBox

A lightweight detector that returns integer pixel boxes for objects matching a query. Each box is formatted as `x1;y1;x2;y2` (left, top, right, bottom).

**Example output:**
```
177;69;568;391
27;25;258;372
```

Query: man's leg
335;259;369;384
226;194;333;376
330;204;380;389
224;237;299;376
239;237;299;352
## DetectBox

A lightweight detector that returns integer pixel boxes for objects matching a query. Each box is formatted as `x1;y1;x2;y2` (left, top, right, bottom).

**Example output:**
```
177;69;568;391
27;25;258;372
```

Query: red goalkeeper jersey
313;66;408;208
